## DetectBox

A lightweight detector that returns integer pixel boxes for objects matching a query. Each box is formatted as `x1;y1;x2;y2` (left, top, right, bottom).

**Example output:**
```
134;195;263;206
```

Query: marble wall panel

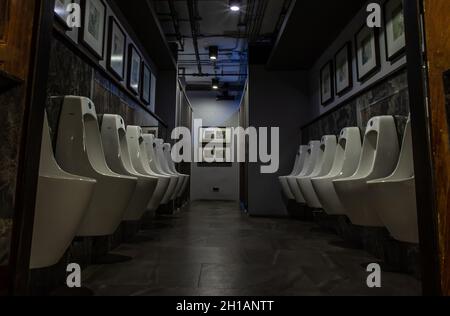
0;85;26;266
302;70;410;145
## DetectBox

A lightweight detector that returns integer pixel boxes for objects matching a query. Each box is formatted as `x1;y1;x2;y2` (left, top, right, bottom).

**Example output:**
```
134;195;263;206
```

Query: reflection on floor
83;201;421;296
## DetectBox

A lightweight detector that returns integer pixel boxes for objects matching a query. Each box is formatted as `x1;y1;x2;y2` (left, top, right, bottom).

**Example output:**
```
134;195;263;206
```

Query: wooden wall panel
0;0;10;42
0;0;36;80
423;0;450;296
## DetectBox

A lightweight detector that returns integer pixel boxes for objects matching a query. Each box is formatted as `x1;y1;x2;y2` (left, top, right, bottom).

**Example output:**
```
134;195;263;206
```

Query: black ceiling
267;0;366;70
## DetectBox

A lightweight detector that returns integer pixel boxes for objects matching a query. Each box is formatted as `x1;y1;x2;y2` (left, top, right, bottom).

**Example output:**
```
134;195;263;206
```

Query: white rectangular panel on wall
150;73;156;113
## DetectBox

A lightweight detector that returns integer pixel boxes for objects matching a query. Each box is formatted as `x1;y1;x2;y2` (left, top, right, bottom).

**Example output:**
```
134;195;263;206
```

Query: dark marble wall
0;85;26;266
302;70;410;145
46;37;160;141
301;69;420;277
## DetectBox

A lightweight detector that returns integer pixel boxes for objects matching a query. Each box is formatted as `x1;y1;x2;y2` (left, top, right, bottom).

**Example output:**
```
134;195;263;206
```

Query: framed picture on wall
127;44;142;95
355;25;380;82
384;0;406;61
320;61;334;106
141;63;152;105
80;0;107;59
107;17;126;81
54;0;73;29
142;127;159;137
201;128;217;143
334;42;353;95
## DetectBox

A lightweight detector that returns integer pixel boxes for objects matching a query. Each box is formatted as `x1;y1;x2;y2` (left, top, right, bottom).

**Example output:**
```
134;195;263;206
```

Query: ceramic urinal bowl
311;127;362;215
56;96;137;237
297;135;337;208
163;143;190;199
141;134;179;206
30;114;96;269
157;142;184;201
100;115;158;221
279;146;308;200
126;126;170;212
333;116;400;227
287;141;321;204
154;139;181;203
368;118;419;243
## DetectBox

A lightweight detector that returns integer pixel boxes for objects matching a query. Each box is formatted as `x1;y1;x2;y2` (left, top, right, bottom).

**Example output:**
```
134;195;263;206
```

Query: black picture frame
79;0;107;60
107;16;126;81
320;61;334;106
54;0;73;29
141;63;152;105
355;24;381;82
384;0;406;62
127;44;142;95
334;42;353;96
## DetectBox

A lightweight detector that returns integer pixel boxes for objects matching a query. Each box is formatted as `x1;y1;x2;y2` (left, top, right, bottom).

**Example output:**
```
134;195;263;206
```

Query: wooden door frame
4;0;55;295
404;0;448;296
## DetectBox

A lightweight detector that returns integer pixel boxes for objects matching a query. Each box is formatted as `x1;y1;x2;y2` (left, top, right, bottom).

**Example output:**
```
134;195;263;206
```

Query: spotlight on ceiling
212;78;220;90
229;0;241;12
209;46;218;61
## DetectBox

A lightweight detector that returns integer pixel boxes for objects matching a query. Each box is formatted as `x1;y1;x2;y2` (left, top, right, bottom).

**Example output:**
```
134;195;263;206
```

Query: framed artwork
80;0;106;59
142;127;159;137
199;127;232;163
127;44;142;95
200;127;231;144
201;128;217;143
214;147;230;163
107;17;126;81
202;146;216;162
54;0;72;28
320;61;334;106
141;63;152;105
201;145;230;163
335;42;353;95
355;25;380;82
384;0;406;61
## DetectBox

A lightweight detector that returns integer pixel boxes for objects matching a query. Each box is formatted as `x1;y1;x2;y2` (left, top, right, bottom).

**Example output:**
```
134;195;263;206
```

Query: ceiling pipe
167;0;185;51
186;0;203;75
180;73;248;77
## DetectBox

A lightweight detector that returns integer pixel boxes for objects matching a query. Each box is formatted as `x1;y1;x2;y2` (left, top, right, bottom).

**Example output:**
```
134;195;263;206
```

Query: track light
229;0;241;12
209;46;218;61
212;78;220;90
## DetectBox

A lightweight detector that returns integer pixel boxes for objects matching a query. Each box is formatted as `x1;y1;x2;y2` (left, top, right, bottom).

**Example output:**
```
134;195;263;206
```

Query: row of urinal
30;96;189;270
279;115;418;244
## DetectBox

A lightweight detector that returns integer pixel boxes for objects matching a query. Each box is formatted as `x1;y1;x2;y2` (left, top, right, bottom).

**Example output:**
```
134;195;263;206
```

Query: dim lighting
229;0;241;12
209;46;218;61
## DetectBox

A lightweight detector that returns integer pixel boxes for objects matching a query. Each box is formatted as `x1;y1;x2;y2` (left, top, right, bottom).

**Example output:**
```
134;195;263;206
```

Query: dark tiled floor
83;201;421;296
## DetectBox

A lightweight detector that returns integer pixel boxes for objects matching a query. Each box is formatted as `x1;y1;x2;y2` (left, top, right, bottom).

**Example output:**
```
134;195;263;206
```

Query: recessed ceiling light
212;78;220;90
209;46;218;61
229;0;241;12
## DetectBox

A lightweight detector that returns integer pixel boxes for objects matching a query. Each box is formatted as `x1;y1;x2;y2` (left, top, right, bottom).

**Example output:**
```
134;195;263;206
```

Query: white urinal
279;146;308;200
368;117;419;243
311;128;362;215
155;141;183;201
297;135;337;208
127;126;170;212
333;116;400;227
287;141;321;204
30;113;96;269
155;139;181;203
56;97;137;237
144;135;178;205
100;115;158;221
163;143;190;199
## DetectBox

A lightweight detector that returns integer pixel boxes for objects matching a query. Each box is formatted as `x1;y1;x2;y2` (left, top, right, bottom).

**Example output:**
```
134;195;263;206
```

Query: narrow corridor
83;201;421;296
